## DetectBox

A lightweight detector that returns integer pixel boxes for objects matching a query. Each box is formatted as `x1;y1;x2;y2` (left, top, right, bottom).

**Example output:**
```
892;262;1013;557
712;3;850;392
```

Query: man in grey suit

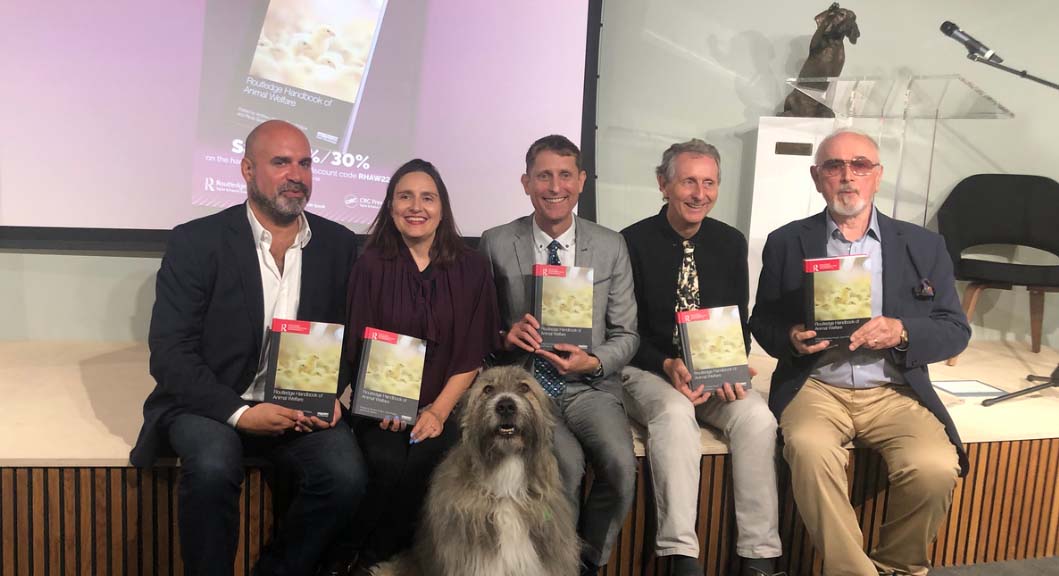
479;134;639;576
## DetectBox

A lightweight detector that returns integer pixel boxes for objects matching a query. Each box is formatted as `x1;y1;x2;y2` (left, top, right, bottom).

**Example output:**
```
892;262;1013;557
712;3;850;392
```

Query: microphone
940;21;1003;63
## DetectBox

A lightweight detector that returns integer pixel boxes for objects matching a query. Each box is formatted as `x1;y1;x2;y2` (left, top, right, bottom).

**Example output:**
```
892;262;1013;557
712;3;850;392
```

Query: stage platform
1;340;1056;575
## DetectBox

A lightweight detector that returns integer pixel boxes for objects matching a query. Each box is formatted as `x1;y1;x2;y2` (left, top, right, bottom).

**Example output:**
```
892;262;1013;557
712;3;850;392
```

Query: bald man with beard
750;130;970;576
131;120;366;576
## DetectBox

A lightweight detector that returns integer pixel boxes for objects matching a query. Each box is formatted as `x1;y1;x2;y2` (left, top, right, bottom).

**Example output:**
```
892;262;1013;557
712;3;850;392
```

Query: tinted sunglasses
817;157;880;177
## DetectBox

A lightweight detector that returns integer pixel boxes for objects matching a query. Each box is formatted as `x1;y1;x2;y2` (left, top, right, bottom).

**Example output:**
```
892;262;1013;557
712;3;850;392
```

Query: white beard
829;195;867;217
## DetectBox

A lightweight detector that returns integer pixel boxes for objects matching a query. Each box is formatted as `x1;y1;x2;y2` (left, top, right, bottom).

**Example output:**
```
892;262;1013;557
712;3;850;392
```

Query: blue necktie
534;240;566;398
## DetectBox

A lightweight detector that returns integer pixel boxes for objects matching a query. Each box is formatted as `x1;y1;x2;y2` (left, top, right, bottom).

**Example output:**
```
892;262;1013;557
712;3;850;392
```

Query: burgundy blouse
345;243;501;406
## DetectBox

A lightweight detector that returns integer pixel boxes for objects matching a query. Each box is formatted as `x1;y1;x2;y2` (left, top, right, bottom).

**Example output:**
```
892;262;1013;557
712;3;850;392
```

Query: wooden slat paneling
1007;441;1029;559
46;469;61;575
764;440;1057;576
16;468;29;576
108;470;123;576
93;470;107;575
0;440;1056;575
62;469;76;576
2;468;13;576
0;467;273;575
974;442;998;564
1021;440;1042;559
77;469;91;576
963;443;984;565
1044;440;1059;557
125;469;139;576
1046;438;1058;556
138;469;150;576
153;470;169;576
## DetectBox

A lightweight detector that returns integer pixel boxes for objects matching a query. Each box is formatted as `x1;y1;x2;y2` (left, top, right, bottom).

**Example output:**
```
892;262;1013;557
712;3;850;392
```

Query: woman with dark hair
344;158;501;569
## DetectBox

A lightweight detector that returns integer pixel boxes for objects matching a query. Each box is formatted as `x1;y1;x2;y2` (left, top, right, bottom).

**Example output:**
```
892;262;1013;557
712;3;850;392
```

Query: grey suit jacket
479;215;639;397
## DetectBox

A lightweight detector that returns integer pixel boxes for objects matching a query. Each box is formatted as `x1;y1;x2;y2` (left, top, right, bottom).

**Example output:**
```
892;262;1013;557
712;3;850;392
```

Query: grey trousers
552;381;638;566
622;366;782;559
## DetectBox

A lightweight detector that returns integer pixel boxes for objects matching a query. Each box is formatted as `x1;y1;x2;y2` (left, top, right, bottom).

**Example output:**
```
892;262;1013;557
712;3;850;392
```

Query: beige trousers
623;366;782;559
780;379;959;576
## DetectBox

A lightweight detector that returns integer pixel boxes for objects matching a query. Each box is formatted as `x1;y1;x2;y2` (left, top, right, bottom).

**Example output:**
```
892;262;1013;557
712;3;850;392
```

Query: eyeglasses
817;157;880;177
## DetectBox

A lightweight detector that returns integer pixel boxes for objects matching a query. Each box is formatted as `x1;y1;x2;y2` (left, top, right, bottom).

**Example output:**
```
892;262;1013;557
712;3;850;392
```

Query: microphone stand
966;49;1058;405
967;53;1059;91
982;364;1059;407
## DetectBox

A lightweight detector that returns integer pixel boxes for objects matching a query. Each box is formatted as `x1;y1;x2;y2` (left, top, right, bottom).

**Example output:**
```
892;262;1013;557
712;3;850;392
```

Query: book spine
263;328;281;403
804;268;816;335
533;272;544;325
678;320;695;378
351;338;374;415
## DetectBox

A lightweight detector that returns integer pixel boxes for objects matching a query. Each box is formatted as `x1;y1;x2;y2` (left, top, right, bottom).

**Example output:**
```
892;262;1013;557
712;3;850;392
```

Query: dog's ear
814;8;829;27
847;18;860;44
815;3;840;25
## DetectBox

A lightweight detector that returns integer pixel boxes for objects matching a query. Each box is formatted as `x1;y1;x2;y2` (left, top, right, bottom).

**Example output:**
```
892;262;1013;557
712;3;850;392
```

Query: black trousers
166;414;368;576
349;416;459;565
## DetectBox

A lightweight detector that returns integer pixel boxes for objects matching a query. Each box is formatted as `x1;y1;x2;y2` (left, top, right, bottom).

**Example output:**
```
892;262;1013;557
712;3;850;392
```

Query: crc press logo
204;177;215;192
343;195;383;209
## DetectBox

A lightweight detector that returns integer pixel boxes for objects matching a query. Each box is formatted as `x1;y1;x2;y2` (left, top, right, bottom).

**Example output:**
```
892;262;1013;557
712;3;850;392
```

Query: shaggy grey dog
781;2;861;117
372;366;580;576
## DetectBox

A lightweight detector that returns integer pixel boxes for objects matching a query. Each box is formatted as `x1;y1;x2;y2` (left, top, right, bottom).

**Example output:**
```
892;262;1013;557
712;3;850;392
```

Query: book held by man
264;318;344;421
803;254;872;341
533;264;593;350
351;327;425;424
676;305;751;392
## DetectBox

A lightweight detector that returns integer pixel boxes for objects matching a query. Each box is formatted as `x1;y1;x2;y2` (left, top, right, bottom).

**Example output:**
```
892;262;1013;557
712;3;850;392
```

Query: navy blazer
130;204;356;466
749;209;971;475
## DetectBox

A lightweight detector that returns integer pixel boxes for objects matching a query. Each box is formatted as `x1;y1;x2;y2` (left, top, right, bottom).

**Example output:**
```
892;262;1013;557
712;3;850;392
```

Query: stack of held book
533;264;593;350
351;327;425;424
263;319;344;421
804;254;872;342
676;305;751;392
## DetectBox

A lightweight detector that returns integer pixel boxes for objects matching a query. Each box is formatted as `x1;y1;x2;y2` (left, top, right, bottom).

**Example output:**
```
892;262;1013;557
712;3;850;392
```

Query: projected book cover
192;0;420;228
264;318;343;421
236;0;387;151
804;254;872;341
533;264;593;350
352;327;425;424
676;306;751;392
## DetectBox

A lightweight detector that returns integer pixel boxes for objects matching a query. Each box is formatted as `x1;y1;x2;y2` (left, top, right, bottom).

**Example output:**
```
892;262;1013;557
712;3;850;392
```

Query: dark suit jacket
749;209;972;475
130;204;356;466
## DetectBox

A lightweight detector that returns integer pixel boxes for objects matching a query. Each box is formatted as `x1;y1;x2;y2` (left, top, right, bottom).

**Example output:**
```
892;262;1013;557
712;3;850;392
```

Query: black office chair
936;174;1059;365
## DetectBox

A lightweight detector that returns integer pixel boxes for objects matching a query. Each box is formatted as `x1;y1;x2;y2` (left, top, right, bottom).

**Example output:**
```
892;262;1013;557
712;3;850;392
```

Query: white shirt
531;217;576;265
226;202;313;427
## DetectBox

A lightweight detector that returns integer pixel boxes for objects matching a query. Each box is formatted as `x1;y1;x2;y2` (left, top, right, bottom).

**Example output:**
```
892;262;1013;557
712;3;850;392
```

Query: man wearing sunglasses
750;130;970;576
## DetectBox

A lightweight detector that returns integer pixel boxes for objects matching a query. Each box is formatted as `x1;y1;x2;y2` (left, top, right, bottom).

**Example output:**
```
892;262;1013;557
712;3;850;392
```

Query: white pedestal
747;117;835;307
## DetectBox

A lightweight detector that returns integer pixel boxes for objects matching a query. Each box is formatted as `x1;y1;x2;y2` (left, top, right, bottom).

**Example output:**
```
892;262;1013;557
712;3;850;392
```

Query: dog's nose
495;397;517;417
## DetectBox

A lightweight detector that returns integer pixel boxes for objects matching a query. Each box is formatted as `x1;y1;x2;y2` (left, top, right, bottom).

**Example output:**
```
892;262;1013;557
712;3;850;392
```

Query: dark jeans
349;417;459;566
166;413;367;576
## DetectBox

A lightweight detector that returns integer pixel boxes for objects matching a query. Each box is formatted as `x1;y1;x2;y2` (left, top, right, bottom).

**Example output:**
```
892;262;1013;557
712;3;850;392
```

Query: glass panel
785;74;1014;119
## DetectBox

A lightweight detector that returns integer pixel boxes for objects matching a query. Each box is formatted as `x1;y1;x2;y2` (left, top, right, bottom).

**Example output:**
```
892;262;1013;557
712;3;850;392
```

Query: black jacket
130;204;356;466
